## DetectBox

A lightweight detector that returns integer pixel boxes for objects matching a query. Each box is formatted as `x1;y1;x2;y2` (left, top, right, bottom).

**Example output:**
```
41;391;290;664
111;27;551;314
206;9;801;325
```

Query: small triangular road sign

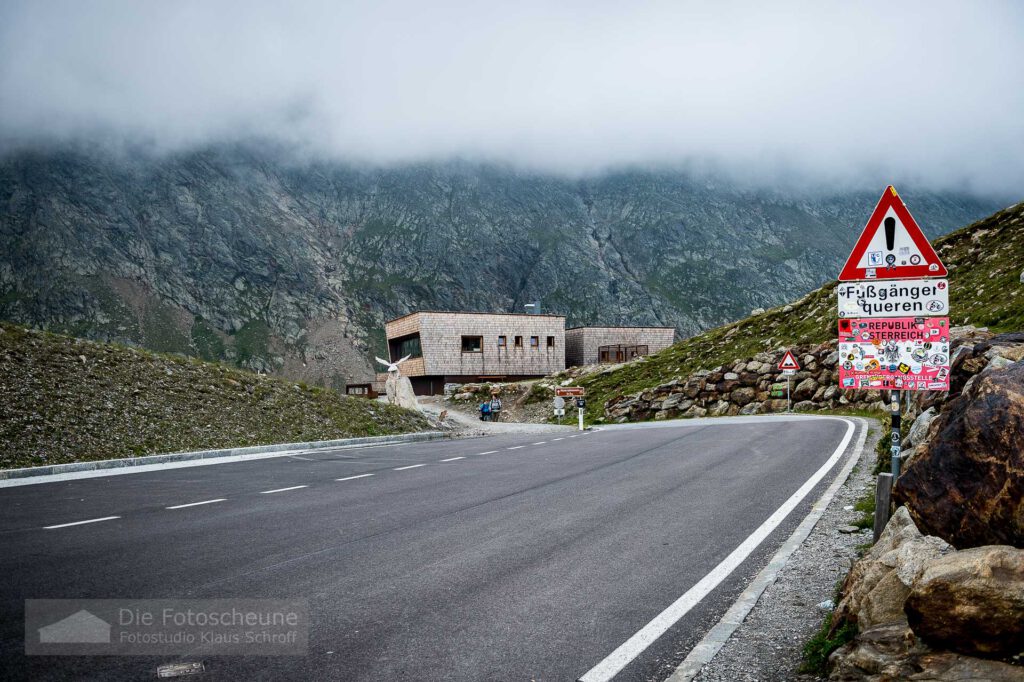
839;186;947;281
778;350;801;371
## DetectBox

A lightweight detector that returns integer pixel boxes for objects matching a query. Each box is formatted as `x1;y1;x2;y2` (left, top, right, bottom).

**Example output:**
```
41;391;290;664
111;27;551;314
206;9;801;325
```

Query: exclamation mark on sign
884;217;896;251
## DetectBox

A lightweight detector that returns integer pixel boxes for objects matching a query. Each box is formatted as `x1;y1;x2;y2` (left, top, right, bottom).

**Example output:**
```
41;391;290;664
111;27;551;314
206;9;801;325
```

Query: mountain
0;143;1003;388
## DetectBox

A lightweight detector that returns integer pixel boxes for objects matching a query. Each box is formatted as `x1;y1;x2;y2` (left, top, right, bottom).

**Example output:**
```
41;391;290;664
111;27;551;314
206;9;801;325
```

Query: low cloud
1;0;1022;195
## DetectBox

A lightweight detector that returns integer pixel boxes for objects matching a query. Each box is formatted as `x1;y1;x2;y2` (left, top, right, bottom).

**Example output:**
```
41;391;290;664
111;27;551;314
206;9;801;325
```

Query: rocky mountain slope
570;200;1023;421
0;322;430;469
0;144;1002;389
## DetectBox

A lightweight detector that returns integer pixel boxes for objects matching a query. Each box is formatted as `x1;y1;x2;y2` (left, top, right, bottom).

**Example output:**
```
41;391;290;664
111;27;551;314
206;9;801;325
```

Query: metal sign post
890;392;902;478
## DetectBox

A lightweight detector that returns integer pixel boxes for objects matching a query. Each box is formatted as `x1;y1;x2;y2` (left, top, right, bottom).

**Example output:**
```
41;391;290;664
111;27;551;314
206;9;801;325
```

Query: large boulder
893;362;1024;548
905;545;1024;659
832;507;953;634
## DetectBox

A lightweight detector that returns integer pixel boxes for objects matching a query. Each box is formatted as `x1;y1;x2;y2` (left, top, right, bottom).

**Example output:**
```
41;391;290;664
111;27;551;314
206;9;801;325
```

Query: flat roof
566;325;676;331
386;310;566;324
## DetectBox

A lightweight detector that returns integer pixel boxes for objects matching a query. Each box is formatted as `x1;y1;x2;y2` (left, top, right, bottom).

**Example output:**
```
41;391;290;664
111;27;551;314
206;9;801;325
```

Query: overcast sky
1;1;1022;194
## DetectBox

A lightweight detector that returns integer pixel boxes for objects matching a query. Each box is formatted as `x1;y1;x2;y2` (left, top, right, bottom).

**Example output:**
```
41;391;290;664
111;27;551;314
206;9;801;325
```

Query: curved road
0;415;863;681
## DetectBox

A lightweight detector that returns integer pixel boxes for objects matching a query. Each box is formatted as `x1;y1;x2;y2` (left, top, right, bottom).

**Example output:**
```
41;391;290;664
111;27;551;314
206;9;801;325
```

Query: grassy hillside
576;200;1024;419
0;323;430;469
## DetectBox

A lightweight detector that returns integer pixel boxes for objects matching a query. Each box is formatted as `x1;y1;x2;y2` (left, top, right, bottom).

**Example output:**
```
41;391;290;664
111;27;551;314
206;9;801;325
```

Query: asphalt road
0;416;857;681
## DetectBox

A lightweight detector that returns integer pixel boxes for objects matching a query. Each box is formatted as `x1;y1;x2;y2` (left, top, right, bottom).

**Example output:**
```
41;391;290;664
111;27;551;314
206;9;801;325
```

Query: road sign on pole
838;186;947;281
553;396;565;424
555;387;585;398
778;351;800;412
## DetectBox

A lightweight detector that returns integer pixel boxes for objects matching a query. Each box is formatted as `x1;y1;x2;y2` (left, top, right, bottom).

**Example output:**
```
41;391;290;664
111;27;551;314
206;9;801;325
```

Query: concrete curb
0;431;450;481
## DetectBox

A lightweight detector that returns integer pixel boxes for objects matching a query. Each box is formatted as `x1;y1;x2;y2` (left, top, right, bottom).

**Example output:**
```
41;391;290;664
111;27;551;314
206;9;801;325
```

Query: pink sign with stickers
837;317;950;391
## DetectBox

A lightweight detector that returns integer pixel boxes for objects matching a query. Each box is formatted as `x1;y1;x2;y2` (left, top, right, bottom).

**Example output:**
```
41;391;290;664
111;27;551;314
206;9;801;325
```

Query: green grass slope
0;323;431;469
577;201;1024;419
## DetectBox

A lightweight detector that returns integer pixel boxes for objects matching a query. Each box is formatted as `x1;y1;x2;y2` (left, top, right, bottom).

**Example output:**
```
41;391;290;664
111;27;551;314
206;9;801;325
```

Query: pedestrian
480;401;491;421
489;394;502;422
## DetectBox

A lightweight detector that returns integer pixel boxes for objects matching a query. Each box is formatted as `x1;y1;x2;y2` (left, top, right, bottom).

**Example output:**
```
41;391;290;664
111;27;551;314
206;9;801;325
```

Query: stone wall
604;343;851;421
603;326;1017;424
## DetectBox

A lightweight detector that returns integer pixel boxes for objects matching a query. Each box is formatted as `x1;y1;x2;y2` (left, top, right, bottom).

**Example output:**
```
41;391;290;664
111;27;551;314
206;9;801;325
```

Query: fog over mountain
0;2;1018;386
2;1;1022;194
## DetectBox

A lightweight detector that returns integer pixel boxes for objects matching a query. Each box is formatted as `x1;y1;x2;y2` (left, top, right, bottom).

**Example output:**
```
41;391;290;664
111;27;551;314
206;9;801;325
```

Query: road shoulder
686;418;881;681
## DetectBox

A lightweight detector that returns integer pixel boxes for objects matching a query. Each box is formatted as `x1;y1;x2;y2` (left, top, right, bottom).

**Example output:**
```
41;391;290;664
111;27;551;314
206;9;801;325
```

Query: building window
514;336;523;348
461;335;483;353
530;336;539;348
498;335;507;347
546;335;555;348
389;333;422;361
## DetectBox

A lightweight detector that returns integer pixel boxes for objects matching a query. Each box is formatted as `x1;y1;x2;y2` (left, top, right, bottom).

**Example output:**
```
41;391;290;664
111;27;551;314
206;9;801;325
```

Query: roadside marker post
576;398;586;431
777;351;801;413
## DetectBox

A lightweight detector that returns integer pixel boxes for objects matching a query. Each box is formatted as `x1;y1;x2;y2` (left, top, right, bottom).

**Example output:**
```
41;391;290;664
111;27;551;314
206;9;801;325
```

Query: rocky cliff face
0;144;1001;388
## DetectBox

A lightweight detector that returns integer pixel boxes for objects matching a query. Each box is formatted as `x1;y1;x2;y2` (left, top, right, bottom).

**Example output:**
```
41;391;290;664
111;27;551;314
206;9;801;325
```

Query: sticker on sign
837;279;948;318
837;317;950;391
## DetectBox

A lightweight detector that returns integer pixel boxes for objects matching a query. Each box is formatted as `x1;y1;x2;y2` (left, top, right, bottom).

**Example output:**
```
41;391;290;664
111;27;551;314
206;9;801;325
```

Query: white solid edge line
394;464;427;471
336;473;374;481
665;418;869;682
478;450;498;455
440;457;465;462
259;485;308;494
166;498;227;510
577;418;856;682
44;516;121;529
507;446;525;450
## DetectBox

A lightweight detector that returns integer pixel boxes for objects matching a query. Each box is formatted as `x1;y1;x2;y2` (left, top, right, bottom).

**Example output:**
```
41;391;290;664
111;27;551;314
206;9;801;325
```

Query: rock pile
828;508;1024;680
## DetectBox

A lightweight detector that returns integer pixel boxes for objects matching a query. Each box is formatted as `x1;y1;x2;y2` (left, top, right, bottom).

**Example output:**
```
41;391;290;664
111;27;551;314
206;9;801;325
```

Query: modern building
564;326;676;367
384;311;566;395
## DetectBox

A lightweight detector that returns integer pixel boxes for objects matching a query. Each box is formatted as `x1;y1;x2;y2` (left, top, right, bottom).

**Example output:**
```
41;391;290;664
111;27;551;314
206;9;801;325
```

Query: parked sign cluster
836;186;950;392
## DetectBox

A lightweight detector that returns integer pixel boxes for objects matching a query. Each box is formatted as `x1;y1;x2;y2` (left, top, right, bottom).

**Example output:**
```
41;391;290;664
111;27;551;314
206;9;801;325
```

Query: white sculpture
375;355;420;411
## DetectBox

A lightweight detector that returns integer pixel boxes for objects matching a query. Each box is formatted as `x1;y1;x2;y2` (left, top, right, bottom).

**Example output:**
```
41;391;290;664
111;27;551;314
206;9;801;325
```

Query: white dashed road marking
478;450;498;455
440;457;465;462
507;446;525;450
44;516;120;530
553;438;564;441
260;485;308;494
166;499;226;510
394;464;427;471
532;442;547;445
336;474;374;482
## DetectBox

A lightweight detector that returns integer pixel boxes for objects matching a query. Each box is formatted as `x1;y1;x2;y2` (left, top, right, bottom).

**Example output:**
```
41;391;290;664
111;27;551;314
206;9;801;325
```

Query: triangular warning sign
838;186;947;281
778;350;800;371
